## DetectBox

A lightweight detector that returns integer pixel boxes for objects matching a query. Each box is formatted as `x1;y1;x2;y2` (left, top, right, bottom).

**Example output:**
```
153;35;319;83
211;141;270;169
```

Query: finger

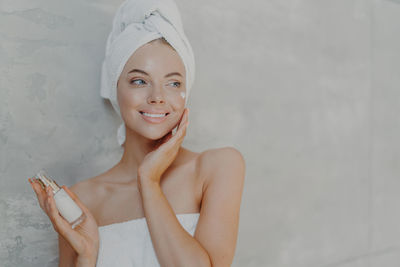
176;121;189;141
172;109;187;137
181;108;189;127
175;108;187;129
162;120;188;150
28;178;36;191
158;109;189;150
160;130;173;144
185;108;189;123
161;130;173;144
30;178;53;215
29;177;39;192
175;118;189;138
171;124;178;136
45;186;57;222
30;178;48;210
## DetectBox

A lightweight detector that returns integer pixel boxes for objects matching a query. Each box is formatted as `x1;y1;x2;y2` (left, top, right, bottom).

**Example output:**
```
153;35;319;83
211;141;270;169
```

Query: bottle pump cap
35;169;61;194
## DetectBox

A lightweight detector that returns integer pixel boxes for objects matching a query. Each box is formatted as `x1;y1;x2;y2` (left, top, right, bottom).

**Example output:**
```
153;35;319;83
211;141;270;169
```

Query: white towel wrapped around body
100;0;195;146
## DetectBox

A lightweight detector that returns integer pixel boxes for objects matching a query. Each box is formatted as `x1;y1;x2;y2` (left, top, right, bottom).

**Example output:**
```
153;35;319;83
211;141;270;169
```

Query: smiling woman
29;0;245;266
116;38;187;141
99;0;196;147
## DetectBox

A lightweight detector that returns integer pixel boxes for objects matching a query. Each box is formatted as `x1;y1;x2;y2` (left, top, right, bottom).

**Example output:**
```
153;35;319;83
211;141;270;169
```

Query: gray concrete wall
1;0;399;266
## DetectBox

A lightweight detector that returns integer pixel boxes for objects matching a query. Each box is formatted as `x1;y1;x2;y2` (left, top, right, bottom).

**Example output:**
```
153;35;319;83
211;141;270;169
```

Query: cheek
166;88;186;106
180;91;186;100
118;87;145;109
167;94;185;111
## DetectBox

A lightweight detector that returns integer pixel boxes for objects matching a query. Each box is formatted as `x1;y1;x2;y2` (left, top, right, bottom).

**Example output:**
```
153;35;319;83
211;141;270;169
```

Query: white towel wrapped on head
100;0;195;146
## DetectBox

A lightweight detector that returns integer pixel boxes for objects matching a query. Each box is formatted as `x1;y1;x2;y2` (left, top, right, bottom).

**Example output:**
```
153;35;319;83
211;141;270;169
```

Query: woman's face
117;40;186;140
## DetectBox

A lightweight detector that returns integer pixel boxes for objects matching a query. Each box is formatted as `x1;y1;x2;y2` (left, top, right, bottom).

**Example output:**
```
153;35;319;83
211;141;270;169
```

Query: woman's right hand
29;178;100;261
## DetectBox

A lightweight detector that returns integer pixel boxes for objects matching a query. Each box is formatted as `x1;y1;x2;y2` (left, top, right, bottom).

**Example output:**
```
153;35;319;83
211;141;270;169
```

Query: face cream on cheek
34;169;86;229
180;91;186;99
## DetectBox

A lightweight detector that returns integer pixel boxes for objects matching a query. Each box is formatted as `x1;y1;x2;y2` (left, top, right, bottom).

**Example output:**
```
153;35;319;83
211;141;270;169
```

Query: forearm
140;179;211;267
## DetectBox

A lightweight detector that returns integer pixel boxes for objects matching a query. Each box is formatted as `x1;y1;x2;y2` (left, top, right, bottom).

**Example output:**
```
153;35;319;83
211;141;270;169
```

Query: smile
139;111;169;124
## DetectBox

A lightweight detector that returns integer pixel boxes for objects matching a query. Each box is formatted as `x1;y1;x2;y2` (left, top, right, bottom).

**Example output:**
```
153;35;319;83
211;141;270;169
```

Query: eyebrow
128;69;182;78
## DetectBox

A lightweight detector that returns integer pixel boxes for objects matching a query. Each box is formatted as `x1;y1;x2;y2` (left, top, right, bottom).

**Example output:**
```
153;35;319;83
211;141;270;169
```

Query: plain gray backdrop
1;0;400;266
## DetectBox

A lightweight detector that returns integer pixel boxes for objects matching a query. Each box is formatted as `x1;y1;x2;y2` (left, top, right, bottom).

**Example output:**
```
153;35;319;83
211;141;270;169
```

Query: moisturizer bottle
34;169;86;229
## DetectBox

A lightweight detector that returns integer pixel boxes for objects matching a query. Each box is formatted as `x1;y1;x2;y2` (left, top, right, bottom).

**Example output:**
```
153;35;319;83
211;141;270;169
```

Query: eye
130;79;146;85
169;81;181;88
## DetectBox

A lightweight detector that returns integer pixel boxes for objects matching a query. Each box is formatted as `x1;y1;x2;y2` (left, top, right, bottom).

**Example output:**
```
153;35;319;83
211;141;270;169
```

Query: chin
142;128;171;141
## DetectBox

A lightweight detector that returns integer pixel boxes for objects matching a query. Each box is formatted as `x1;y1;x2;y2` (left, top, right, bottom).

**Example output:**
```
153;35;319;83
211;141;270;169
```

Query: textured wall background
1;0;400;266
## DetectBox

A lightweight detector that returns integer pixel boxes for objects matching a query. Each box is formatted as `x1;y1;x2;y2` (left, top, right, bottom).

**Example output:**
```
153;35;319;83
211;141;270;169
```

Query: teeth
142;112;167;118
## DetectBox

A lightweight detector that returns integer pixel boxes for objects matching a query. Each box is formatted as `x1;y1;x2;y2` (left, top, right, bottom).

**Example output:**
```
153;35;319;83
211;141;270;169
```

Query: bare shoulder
197;146;245;176
197;146;246;187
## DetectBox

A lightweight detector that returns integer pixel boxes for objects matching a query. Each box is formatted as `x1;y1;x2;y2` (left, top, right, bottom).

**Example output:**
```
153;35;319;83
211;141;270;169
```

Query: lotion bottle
34;169;86;229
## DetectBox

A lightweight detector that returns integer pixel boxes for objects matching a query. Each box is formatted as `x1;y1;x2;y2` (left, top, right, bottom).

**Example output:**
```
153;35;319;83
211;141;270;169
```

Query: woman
29;0;245;266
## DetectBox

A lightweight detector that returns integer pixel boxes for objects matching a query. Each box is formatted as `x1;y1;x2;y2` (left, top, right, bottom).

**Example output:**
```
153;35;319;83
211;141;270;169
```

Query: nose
147;85;165;104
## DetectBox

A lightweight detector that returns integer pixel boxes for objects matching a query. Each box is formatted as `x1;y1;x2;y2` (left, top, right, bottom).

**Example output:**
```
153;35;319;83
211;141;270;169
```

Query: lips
139;109;170;115
139;110;169;124
139;111;168;117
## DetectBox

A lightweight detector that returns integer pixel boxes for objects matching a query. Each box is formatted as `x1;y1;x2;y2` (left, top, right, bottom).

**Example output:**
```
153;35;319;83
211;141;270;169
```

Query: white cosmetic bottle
35;169;86;229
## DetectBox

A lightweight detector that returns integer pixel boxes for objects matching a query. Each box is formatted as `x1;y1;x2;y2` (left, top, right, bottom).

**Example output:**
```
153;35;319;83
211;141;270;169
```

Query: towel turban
100;0;195;146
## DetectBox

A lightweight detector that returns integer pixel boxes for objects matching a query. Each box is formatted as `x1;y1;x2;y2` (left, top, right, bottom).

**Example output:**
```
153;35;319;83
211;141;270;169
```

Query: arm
140;180;212;267
194;147;246;266
58;234;77;267
140;147;245;267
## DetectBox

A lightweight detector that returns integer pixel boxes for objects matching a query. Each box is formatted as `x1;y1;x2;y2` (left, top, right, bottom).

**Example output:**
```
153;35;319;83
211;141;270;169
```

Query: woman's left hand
137;108;189;190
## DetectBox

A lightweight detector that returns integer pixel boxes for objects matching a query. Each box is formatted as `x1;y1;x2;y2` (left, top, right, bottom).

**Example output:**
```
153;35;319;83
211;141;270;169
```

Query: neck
117;126;160;179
